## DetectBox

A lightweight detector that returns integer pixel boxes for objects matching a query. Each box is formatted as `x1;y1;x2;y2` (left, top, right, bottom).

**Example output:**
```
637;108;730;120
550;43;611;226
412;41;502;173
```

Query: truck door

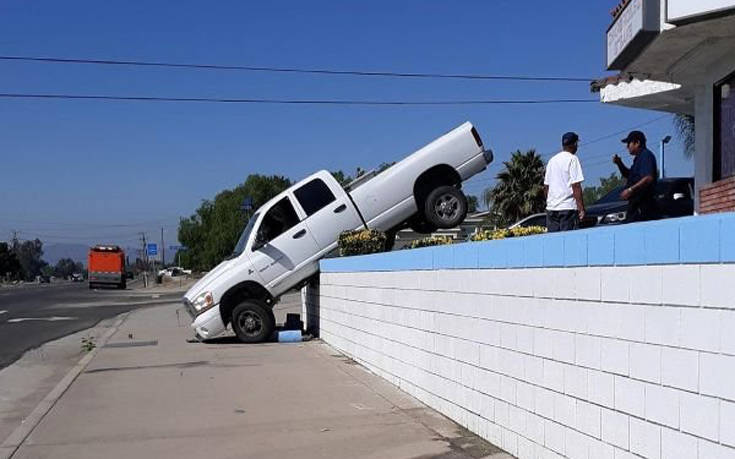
293;177;363;250
248;196;320;291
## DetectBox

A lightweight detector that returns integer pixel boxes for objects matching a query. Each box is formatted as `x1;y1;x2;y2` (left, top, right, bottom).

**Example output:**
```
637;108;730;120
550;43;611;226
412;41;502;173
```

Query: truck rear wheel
231;300;275;343
424;186;467;229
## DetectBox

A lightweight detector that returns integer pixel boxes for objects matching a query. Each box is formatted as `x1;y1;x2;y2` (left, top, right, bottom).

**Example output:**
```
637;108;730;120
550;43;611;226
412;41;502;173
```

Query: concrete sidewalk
4;302;508;459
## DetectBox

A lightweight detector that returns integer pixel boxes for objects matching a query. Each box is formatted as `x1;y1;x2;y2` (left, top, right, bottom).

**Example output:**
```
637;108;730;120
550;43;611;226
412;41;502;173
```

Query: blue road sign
147;243;158;256
241;196;253;212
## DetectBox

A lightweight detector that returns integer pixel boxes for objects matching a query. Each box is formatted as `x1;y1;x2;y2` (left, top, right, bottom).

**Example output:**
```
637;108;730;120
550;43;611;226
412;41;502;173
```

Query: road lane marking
7;316;76;323
0;310;7;315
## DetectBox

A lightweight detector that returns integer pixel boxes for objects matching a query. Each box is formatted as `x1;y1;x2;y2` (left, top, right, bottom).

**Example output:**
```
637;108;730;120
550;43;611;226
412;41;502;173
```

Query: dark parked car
507;177;694;230
581;177;694;227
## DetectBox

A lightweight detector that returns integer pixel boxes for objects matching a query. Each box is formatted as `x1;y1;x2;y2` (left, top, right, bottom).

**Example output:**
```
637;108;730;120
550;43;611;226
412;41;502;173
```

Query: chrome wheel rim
237;310;263;337
434;194;460;223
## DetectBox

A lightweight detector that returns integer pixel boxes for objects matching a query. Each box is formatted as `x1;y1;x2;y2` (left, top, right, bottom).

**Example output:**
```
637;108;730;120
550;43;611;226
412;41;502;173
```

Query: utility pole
161;227;165;268
139;232;147;287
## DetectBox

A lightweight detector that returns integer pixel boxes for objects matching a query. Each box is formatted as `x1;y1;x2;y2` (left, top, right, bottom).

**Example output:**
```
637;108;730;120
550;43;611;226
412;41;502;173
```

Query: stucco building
594;0;735;213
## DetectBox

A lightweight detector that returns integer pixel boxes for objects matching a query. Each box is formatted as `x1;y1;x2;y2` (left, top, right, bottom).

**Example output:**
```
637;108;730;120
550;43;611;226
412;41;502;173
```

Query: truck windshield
231;213;259;258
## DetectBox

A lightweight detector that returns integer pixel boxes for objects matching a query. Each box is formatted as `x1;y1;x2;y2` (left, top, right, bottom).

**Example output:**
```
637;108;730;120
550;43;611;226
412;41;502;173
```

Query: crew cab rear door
248;195;320;290
293;176;362;251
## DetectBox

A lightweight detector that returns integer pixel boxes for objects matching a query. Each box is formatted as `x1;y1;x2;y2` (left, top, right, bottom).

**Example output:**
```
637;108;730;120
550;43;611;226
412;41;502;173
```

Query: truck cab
183;171;362;342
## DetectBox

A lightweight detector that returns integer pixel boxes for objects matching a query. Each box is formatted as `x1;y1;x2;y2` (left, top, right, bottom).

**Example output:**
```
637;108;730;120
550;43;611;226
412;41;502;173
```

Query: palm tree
483;149;546;227
673;114;695;158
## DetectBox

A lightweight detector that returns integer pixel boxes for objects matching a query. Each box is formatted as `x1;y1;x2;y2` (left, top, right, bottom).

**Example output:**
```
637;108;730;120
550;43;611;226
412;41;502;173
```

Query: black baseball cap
621;130;646;144
562;132;579;146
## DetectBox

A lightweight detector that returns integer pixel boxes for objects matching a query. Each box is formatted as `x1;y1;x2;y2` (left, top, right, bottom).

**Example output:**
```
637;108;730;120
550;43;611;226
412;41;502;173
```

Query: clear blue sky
0;0;692;253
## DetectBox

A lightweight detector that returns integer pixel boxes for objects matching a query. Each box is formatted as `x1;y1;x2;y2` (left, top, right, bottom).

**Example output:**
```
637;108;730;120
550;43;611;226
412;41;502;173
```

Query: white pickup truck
183;122;493;342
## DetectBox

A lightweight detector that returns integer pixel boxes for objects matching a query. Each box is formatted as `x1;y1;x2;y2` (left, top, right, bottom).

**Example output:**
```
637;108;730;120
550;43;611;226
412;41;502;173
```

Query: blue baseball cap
621;130;646;144
562;132;579;146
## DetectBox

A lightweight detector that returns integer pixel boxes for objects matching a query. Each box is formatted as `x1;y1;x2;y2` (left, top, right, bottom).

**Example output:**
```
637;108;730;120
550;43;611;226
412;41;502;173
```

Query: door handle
292;229;307;239
334;204;347;213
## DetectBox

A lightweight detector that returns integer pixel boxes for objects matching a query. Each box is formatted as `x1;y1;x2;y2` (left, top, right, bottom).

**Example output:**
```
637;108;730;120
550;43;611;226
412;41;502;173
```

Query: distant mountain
42;243;89;267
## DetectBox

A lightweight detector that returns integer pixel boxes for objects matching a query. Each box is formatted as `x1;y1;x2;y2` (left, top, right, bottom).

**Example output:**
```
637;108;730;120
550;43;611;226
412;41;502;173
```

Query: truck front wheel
424;186;468;229
231;300;275;343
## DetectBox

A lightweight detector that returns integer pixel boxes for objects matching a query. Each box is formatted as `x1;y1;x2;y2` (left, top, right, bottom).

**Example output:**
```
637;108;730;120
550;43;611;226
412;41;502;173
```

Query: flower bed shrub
405;236;454;250
338;229;387;256
471;225;546;241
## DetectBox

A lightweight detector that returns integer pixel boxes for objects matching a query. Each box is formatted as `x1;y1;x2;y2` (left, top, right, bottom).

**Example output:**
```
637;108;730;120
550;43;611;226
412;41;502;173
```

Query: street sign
169;245;186;251
147;243;158;256
241;197;254;212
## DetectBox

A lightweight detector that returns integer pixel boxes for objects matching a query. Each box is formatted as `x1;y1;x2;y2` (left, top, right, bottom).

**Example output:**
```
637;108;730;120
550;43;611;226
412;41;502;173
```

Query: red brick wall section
700;177;735;213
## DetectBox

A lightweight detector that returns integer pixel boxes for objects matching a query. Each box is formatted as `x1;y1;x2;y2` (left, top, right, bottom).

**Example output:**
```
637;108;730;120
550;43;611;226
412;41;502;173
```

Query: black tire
119;281;126;290
88;283;95;290
408;215;438;234
231;300;275;343
424;186;467;229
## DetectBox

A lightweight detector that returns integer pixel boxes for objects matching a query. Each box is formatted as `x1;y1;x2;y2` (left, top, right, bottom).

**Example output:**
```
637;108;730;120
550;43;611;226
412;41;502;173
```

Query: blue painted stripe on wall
722;213;735;262
542;233;565;267
319;212;735;272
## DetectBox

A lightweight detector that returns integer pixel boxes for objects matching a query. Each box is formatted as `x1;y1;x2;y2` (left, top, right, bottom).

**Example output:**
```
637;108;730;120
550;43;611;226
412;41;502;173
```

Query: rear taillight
471;127;483;148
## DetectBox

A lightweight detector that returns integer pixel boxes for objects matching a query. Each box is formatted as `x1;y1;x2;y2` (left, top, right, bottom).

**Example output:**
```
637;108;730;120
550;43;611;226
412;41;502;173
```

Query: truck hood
184;257;238;302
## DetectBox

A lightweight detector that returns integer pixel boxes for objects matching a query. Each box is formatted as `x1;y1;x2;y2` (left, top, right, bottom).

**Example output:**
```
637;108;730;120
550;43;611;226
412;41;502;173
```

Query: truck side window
258;197;300;244
294;179;336;216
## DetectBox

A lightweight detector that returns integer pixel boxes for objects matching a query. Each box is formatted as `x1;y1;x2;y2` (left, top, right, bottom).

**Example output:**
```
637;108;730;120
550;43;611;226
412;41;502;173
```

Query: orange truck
88;245;126;289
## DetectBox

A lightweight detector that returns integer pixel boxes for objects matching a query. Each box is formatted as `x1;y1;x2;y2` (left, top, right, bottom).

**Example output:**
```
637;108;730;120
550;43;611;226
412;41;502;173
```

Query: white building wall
311;265;735;459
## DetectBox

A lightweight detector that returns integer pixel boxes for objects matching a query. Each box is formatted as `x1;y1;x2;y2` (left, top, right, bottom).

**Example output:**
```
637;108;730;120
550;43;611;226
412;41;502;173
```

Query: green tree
331;170;353;187
583;173;625;205
0;242;22;280
53;258;82;278
483;149;545;227
11;238;47;281
674;114;695;158
467;195;479;213
178;174;292;271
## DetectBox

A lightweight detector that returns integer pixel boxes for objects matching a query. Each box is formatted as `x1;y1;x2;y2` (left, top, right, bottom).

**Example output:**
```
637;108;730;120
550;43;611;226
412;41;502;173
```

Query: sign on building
606;0;661;70
667;0;735;24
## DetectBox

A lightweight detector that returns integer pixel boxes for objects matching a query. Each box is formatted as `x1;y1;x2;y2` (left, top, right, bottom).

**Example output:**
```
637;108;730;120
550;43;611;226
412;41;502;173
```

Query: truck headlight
192;291;215;314
602;211;627;224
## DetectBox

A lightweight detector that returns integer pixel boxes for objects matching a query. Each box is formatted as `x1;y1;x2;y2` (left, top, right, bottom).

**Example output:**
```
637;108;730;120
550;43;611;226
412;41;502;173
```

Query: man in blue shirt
613;130;659;223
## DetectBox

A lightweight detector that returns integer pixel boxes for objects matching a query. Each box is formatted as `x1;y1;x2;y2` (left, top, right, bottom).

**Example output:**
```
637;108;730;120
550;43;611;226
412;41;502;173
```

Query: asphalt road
0;281;183;369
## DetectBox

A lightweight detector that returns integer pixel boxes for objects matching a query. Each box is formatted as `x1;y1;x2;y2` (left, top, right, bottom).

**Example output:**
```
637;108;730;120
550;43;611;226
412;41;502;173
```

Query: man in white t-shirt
544;132;585;232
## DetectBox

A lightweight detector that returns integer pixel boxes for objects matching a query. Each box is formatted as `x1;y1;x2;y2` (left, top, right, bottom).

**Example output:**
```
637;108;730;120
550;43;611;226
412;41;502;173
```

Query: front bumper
183;299;226;340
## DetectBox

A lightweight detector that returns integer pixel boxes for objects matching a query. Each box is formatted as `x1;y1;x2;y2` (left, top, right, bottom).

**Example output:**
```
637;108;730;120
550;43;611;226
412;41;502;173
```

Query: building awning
591;75;692;114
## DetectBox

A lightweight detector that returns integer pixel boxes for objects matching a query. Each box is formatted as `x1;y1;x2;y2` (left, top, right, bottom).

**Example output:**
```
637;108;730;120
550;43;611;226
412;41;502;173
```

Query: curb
0;312;132;459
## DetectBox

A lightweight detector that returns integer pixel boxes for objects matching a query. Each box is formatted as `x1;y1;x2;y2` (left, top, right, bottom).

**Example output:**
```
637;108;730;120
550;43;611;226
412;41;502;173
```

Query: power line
539;114;670;159
2;216;181;227
0;93;599;105
462;114;673;190
579;115;670;147
0;55;595;82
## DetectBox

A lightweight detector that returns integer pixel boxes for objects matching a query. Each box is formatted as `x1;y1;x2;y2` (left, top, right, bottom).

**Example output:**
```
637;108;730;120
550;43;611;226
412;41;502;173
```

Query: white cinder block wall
309;265;735;459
